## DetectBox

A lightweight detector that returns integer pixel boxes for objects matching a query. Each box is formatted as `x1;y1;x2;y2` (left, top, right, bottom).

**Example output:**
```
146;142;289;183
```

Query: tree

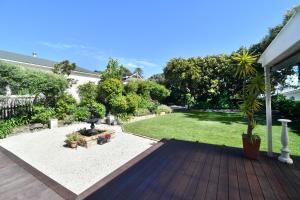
99;58;132;81
97;78;123;105
53;60;76;76
231;50;257;99
133;67;143;78
148;73;165;85
240;73;264;137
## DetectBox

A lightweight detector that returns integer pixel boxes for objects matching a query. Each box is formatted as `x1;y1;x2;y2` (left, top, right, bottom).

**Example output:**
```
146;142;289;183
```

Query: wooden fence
0;95;39;120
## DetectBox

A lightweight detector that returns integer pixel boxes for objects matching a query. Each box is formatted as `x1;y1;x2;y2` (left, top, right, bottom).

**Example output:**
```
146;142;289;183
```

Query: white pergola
258;5;300;156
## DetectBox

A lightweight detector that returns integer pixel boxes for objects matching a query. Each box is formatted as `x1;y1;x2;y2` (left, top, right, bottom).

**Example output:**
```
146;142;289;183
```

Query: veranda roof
258;5;300;69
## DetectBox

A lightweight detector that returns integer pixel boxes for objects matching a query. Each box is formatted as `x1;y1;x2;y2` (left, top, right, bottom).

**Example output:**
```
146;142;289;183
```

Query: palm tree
240;73;264;137
232;50;257;99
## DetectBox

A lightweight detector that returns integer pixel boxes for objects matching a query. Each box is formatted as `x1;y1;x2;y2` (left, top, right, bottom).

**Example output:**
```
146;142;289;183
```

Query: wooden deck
85;139;300;200
1;139;300;200
0;146;76;200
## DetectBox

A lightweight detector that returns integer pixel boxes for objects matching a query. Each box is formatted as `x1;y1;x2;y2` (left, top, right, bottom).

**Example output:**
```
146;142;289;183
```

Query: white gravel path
0;123;156;194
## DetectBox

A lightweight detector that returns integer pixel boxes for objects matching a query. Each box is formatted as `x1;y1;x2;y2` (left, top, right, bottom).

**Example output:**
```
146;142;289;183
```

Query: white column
278;119;293;164
264;66;273;157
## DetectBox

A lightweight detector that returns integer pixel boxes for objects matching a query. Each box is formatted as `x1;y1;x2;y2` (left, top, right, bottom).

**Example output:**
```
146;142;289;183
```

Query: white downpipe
264;66;273;157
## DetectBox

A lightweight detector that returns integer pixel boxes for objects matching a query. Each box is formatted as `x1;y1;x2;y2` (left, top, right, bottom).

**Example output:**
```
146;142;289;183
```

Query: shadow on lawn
182;111;300;135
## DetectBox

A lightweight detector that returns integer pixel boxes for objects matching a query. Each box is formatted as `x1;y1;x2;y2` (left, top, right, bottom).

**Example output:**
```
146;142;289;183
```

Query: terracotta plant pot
242;135;261;160
69;141;77;148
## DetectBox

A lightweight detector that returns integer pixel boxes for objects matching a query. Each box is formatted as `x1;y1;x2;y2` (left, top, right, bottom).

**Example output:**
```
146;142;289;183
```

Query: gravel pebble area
0;123;156;194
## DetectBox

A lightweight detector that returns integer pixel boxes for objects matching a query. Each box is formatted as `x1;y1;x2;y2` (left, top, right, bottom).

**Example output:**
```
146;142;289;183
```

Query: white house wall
67;74;99;102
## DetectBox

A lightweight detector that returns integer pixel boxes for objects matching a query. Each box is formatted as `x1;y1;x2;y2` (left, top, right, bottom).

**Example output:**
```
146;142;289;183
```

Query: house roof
0;50;98;75
258;6;300;69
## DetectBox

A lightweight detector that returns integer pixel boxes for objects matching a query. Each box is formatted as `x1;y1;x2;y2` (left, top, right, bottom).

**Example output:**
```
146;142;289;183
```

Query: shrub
31;105;56;124
0;117;29;139
124;80;139;94
139;97;159;111
109;95;128;114
98;78;123;104
272;95;300;119
55;94;77;119
91;102;106;119
155;105;172;114
74;107;90;121
126;93;141;113
0;61;69;105
149;82;170;103
64;115;75;125
134;108;151;116
78;82;98;106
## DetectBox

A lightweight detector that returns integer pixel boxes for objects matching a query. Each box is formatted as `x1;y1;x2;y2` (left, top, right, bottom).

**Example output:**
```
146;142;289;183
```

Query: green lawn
123;111;300;156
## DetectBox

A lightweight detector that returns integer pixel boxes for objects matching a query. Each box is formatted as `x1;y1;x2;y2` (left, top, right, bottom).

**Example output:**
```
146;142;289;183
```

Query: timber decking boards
1;140;300;200
0;147;70;200
85;140;300;200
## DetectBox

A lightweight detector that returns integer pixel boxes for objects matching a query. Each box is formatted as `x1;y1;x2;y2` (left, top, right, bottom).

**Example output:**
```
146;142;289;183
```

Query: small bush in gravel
64;115;75;125
155;105;172;114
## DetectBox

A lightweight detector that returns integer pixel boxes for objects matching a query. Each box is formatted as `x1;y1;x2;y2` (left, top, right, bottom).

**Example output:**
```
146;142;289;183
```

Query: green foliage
0;62;69;105
65;133;81;143
149;82;170;103
99;58;132;81
126;93;142;113
155;105;172;114
109;95;128;114
124;80;139;94
78;82;98;106
134;108;151;116
0;117;29;139
31;105;56;124
64;115;75;125
231;50;257;78
164;55;238;107
53;60;76;76
239;72;264;137
148;73;165;85
133;67;143;78
91;102;106;119
74;107;90;121
98;78;123;104
55;94;77;119
139;97;157;112
272;95;300;119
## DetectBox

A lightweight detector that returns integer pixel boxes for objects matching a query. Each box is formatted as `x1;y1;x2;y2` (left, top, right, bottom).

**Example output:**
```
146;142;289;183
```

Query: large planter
242;135;261;160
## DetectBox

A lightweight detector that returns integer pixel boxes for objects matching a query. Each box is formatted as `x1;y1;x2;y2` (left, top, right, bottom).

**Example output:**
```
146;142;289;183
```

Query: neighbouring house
281;88;300;100
0;50;100;101
122;72;143;85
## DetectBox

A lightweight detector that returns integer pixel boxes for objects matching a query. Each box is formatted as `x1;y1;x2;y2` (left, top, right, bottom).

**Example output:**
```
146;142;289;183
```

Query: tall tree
53;60;76;76
133;67;143;78
99;58;132;81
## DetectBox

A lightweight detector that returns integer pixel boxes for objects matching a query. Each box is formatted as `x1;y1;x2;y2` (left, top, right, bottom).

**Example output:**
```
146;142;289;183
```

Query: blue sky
0;0;299;78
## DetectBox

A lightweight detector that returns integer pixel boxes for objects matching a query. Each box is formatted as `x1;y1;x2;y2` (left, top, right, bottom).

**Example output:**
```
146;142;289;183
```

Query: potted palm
232;50;264;159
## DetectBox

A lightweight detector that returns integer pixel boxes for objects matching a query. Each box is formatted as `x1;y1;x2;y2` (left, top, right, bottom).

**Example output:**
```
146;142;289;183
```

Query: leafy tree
55;93;77;119
133;67;143;78
148;73;165;85
99;58;132;81
98;78;123;105
78;82;98;106
53;60;76;76
231;50;257;98
0;62;69;106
